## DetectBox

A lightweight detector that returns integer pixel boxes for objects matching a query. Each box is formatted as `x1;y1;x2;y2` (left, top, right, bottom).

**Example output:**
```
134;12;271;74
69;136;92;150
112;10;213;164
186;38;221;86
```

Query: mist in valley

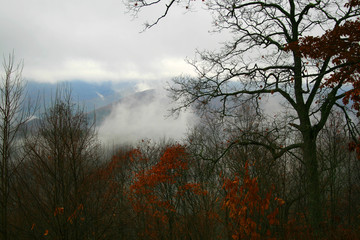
97;83;199;145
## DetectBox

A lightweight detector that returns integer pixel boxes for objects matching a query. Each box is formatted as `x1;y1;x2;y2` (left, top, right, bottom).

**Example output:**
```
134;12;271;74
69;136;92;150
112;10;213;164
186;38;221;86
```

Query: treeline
1;90;359;239
0;55;358;240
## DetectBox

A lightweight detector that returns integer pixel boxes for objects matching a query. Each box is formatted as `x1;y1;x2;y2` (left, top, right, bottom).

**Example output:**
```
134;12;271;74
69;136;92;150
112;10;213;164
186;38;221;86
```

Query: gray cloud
1;0;223;83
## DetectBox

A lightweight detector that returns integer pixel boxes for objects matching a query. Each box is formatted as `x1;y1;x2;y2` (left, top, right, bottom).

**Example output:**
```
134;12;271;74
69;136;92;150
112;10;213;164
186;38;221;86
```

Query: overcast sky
0;0;223;83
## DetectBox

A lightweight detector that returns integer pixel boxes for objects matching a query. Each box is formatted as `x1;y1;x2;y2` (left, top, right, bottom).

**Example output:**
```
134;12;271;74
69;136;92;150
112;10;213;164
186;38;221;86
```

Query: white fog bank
97;88;198;145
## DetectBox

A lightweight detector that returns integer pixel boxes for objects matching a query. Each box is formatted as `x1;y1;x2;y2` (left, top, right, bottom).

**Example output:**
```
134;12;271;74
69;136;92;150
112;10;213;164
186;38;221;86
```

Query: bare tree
128;0;360;234
0;53;31;240
14;88;107;239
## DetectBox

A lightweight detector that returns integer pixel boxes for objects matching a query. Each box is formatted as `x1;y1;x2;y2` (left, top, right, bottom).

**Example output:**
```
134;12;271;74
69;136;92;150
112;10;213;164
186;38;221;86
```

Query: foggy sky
1;0;222;83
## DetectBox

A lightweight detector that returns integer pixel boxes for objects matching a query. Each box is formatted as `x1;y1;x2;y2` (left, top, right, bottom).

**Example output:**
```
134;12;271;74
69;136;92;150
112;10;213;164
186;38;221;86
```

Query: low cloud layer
97;87;198;145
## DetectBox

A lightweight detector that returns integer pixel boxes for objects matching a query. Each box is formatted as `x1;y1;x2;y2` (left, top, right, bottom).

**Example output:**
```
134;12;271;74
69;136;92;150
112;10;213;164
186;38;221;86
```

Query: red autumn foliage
297;20;359;108
285;1;360;159
222;161;283;240
67;204;84;224
286;20;360;111
128;144;207;239
285;1;360;110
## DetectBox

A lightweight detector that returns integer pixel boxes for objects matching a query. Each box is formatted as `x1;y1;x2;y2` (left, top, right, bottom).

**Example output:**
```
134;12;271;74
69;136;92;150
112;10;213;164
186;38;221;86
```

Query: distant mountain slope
88;89;156;125
24;80;158;128
25;80;137;111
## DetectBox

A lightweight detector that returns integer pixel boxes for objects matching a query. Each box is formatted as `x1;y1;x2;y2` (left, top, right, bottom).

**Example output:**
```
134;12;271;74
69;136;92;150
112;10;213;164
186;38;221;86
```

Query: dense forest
1;0;360;239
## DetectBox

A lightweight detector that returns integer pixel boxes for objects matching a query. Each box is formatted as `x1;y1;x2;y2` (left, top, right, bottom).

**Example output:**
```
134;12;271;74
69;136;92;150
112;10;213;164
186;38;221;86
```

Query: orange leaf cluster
128;144;207;238
285;2;360;114
53;206;64;217
129;145;189;200
222;162;281;240
67;204;84;224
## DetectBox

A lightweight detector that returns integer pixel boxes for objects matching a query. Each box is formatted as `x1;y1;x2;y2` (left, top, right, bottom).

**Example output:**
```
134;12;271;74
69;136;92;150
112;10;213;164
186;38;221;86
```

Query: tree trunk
302;131;322;234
